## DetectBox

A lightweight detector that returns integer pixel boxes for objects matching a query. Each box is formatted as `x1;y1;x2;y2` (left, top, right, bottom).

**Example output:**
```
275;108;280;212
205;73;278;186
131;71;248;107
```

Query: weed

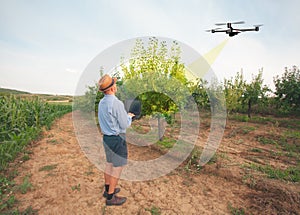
71;184;81;191
47;139;58;144
285;151;299;159
236;139;244;145
280;137;300;155
145;206;161;215
284;130;300;139
246;163;300;182
228;202;246;215
84;165;95;176
231;115;249;122
241;126;256;134
219;152;230;160
22;153;30;162
184;148;202;172
227;126;255;137
84;171;94;176
0;195;16;211
0;175;16;211
208;154;218;164
38;164;58;172
156;137;175;149
251;116;275;124
250;148;263;153
18;175;33;194
256;136;277;145
258;133;300;153
21;206;38;214
2;206;38;215
47;134;54;138
242;173;257;188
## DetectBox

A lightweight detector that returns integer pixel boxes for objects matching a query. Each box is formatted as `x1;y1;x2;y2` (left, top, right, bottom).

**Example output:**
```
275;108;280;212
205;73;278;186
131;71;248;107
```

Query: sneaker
106;195;127;206
103;188;120;198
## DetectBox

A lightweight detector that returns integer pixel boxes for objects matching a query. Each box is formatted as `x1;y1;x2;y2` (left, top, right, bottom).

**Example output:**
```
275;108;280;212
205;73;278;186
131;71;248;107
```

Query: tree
189;78;210;110
242;69;270;118
119;37;189;140
274;66;300;113
223;71;245;114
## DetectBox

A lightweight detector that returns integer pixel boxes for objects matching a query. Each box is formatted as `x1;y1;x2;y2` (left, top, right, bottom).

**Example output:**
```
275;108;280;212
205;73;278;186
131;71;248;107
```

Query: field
0;95;299;214
0;92;73;214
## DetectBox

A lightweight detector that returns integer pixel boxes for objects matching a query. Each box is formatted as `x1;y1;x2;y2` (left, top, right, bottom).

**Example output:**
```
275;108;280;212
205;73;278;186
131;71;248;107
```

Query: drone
206;21;263;37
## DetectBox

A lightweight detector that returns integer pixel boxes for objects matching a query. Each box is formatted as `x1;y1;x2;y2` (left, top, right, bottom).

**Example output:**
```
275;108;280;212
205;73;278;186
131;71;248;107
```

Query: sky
0;0;299;95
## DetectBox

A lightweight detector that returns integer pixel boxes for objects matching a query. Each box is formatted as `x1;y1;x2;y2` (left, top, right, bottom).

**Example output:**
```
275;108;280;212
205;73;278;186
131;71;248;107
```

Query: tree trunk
248;99;251;118
158;115;163;141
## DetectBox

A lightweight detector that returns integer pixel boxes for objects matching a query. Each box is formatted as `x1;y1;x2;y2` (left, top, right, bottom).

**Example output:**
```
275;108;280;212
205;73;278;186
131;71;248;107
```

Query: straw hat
98;74;117;92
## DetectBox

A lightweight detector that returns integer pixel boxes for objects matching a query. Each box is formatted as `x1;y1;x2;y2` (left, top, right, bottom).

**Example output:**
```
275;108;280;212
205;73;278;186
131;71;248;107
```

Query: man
98;74;134;206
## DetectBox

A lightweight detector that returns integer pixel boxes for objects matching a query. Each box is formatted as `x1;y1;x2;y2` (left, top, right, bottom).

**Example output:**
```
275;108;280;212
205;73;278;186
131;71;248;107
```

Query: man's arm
114;100;134;130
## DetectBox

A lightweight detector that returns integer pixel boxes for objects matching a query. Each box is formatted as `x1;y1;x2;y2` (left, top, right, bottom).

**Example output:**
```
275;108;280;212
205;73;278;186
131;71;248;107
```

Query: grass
0;175;15;211
231;113;300;130
284;130;300;139
250;148;263;153
131;123;149;134
257;136;278;145
208;153;218;164
245;163;300;182
241;126;256;134
256;132;300;154
71;184;81;191
228;126;256;138
18;175;33;194
228;202;246;215
156;137;176;149
145;206;161;215
184;148;203;172
38;164;58;172
242;173;257;188
46;138;59;144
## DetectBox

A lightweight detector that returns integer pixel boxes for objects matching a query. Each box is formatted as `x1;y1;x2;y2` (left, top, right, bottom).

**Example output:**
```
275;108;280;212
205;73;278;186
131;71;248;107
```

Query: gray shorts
103;134;128;167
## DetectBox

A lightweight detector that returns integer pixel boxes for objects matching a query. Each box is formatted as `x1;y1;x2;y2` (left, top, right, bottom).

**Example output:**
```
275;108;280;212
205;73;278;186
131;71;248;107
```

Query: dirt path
14;112;299;214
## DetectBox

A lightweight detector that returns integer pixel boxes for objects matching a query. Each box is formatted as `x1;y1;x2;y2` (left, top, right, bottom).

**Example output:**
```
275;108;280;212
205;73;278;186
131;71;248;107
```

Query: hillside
0;87;73;102
0;87;30;95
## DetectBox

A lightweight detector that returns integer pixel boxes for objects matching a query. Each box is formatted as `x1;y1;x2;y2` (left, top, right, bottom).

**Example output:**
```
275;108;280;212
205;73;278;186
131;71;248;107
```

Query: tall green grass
0;95;72;171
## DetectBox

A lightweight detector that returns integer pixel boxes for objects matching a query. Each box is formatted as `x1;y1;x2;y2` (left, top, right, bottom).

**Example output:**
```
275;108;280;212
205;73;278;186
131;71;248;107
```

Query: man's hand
128;112;135;118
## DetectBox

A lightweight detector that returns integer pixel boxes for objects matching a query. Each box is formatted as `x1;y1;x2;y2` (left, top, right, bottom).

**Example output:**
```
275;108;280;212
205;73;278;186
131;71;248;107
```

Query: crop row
0;95;72;170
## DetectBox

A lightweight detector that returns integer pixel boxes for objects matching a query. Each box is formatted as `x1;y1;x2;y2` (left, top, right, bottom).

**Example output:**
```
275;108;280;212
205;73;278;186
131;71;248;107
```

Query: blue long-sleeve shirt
98;94;132;135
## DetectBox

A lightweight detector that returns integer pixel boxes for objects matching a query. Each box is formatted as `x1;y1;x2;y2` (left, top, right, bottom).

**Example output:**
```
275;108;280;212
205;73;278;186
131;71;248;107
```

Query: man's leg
107;166;123;195
104;162;113;189
106;166;127;206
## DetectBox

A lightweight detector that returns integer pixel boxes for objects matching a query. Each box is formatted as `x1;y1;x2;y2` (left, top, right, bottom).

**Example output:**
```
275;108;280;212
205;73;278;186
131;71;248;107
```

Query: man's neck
105;92;115;96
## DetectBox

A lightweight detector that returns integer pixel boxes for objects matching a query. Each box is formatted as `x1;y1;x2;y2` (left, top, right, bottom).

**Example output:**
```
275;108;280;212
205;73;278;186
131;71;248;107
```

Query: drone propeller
205;27;222;32
215;21;245;26
253;24;263;27
215;23;226;26
232;21;245;25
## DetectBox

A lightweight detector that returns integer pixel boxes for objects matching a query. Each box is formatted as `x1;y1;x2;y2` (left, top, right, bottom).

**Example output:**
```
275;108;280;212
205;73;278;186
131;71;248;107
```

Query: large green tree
242;69;270;118
223;71;245;114
274;66;300;113
119;37;189;140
